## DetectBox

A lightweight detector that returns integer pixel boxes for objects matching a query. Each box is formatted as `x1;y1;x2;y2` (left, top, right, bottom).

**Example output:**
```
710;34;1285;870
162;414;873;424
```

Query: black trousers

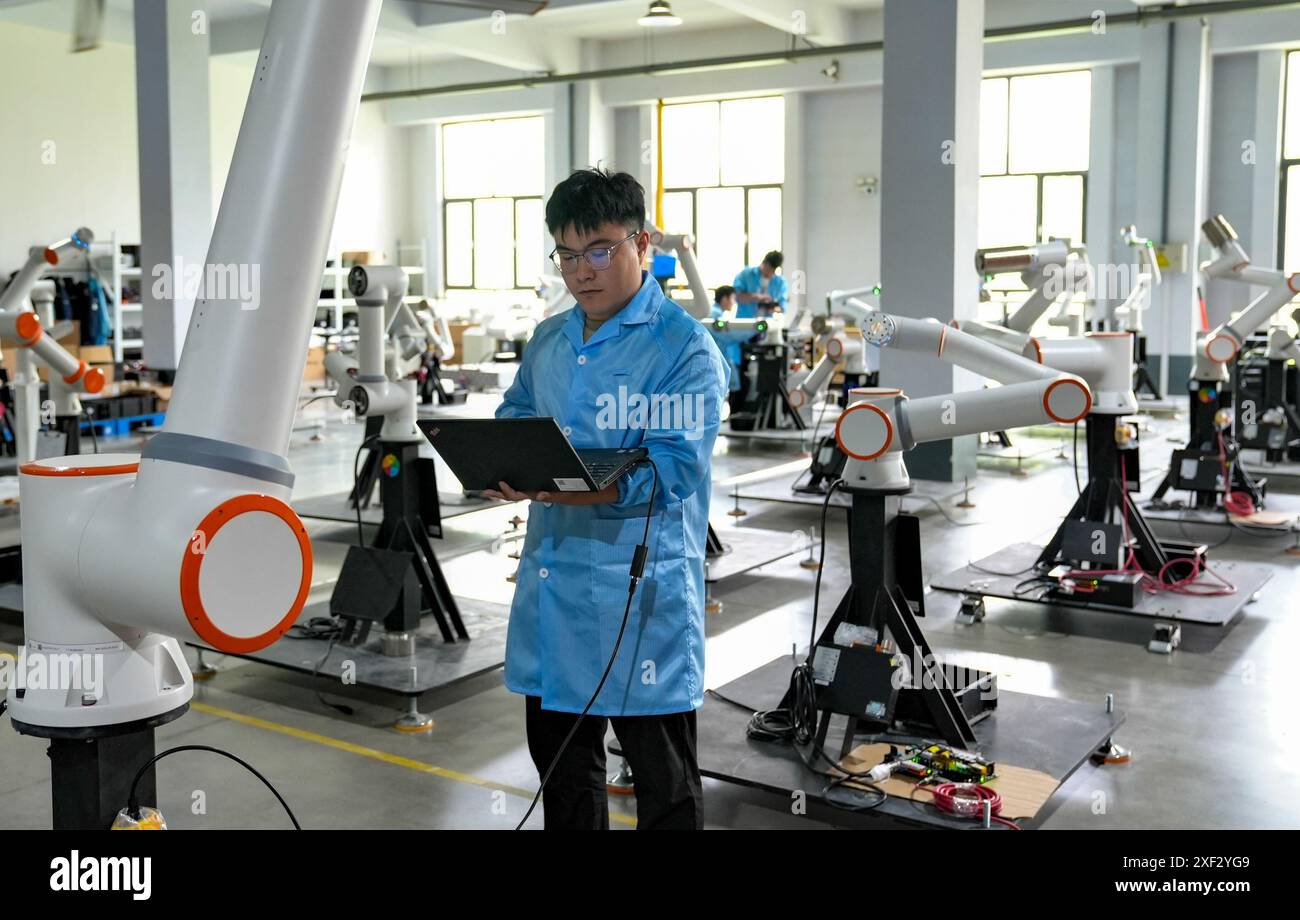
525;696;703;830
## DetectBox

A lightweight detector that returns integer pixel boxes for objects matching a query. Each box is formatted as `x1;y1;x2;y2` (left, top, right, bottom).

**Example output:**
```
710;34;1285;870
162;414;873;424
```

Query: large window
1279;51;1300;271
661;96;784;289
979;71;1091;249
442;116;545;291
979;70;1091;326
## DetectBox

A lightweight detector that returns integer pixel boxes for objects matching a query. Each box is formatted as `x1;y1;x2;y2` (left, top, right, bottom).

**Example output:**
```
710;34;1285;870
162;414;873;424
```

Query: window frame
660;96;785;288
979;71;1091;248
1278;50;1300;270
440;115;545;293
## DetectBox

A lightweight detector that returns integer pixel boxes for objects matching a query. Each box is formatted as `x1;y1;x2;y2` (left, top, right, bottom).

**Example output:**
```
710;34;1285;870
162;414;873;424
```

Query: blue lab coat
732;265;788;318
709;302;743;392
496;273;729;715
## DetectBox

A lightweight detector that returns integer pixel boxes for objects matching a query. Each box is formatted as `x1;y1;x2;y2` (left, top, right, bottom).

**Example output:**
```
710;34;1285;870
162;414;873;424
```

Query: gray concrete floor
2;394;1299;829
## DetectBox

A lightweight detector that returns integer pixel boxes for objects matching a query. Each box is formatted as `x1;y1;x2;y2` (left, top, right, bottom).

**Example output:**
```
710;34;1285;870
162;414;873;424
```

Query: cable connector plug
629;544;648;581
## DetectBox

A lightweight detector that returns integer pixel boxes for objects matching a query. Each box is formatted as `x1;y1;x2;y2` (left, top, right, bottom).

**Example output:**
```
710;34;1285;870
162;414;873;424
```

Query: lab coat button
577;355;588;365
562;426;572;437
539;567;550;579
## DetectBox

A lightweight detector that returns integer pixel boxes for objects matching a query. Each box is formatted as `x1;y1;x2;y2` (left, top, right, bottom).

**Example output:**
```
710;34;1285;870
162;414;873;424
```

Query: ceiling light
638;0;682;28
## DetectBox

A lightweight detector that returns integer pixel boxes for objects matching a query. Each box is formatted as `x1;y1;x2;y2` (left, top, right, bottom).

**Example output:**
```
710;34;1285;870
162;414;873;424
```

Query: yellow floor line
190;700;637;827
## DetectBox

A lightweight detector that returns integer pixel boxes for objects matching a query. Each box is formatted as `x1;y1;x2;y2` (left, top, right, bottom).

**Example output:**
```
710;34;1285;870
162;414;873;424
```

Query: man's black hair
763;251;784;270
545;168;646;238
714;285;736;303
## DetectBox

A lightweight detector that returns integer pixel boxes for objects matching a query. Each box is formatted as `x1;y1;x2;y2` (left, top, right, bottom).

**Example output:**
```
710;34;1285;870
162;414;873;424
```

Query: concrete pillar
134;0;212;372
879;0;983;482
1087;65;1118;323
571;41;614;171
1140;20;1211;392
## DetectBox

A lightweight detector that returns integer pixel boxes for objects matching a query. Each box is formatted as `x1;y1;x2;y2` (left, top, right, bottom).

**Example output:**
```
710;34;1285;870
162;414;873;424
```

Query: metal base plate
706;525;815;583
186;598;509;697
930;542;1272;627
698;656;1123;829
292;489;494;527
734;473;974;515
1141;502;1298;531
1242;453;1300;486
720;420;835;445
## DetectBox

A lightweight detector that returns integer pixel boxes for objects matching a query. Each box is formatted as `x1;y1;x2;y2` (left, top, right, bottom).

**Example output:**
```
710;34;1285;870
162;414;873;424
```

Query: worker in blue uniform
709;284;743;394
486;168;728;830
732;251;788;318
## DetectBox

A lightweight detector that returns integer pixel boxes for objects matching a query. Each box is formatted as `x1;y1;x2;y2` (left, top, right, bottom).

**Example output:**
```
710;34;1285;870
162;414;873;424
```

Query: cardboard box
303;346;326;384
448;322;472;361
81;345;114;364
340;251;385;268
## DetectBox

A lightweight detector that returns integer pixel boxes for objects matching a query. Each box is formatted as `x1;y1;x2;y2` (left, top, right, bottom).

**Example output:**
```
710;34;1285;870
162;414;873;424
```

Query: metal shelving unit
38;231;141;363
310;240;427;350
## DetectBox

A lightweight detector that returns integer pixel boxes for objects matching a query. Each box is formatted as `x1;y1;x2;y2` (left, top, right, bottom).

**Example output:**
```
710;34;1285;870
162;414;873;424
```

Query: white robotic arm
0;228;93;314
0;235;107;464
977;240;1090;335
647;222;710;320
1112;225;1161;334
822;285;879;329
323;265;429;442
1200;214;1300;364
786;286;882;411
835;312;1091;491
537;275;574;318
415;301;455;362
8;0;383;734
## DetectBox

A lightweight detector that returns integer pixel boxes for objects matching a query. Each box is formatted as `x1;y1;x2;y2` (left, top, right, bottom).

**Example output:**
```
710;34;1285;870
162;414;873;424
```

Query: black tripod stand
1039;414;1199;579
1150;377;1264;510
332;433;465;645
784;487;995;757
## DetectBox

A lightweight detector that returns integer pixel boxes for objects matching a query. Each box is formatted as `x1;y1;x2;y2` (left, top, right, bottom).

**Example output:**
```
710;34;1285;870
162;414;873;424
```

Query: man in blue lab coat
487;169;728;830
732;251;788;318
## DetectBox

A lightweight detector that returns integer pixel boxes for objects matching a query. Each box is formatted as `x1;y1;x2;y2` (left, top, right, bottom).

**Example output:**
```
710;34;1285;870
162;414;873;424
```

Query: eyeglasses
549;232;638;274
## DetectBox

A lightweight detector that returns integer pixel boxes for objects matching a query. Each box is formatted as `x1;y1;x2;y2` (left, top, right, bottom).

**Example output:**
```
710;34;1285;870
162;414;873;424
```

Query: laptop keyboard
583;459;621;482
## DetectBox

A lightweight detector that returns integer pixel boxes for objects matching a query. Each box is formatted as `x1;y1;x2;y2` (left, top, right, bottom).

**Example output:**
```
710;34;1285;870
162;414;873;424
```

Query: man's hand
482;481;619;506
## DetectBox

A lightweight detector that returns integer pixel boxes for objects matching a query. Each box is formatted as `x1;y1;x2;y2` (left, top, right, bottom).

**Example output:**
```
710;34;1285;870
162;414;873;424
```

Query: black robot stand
333;429;465;645
1039;414;1200;577
1233;343;1300;462
1150;377;1264;510
11;703;189;830
349;416;440;536
780;485;993;757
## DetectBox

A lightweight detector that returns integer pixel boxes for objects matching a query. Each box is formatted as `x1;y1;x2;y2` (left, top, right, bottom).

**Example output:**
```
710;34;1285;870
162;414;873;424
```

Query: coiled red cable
923;783;1021;830
1216;430;1257;517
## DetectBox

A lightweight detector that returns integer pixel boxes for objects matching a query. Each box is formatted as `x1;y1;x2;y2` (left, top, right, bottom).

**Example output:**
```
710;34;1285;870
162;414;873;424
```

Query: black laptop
417;418;646;494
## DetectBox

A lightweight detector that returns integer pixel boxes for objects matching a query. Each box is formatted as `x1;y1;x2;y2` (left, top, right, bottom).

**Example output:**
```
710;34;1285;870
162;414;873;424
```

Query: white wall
0;20;412;286
0;21;140;264
803;87;882;303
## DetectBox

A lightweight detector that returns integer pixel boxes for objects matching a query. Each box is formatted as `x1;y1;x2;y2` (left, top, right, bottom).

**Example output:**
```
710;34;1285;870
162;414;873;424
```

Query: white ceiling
0;1;1218;74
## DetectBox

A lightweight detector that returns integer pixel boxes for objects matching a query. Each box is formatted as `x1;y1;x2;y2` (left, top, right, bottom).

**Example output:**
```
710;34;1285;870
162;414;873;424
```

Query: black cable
915;494;986;527
515;458;660;830
965;560;1037;578
704;688;758;712
82;407;100;454
285;617;354;716
124;744;300;829
353;434;380;546
822;774;887;811
748;481;838;747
